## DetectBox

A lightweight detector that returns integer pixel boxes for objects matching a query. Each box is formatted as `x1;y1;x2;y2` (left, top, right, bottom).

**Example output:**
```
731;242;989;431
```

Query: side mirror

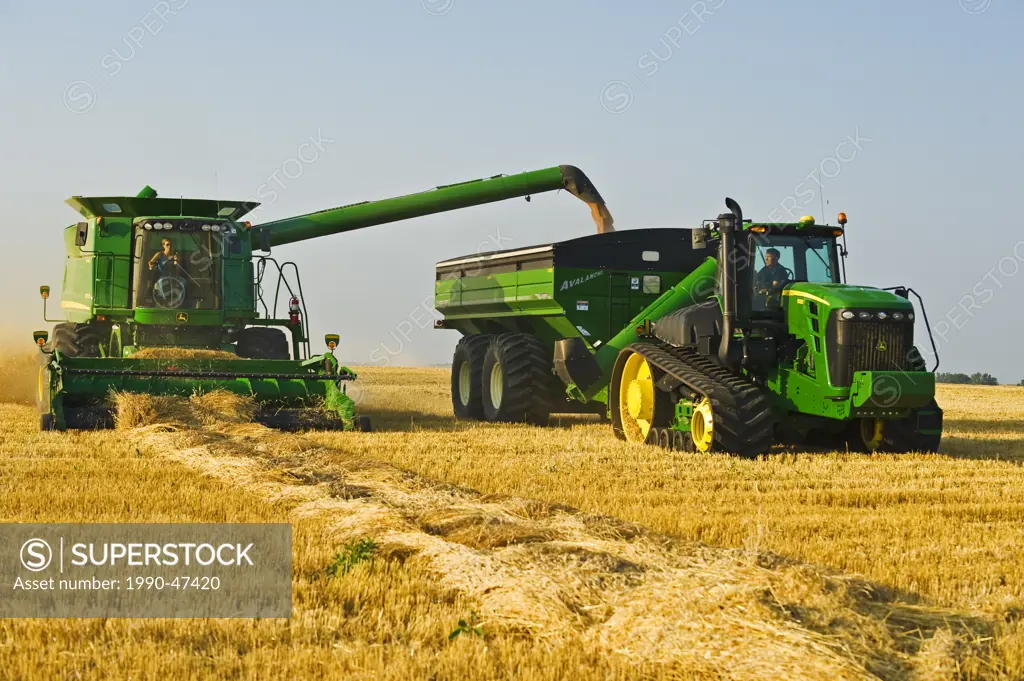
40;286;50;300
325;334;340;352
33;330;48;348
75;222;89;247
259;229;272;253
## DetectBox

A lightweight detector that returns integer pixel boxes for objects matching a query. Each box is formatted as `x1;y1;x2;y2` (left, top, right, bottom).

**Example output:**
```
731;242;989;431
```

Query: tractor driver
148;238;180;275
755;248;790;309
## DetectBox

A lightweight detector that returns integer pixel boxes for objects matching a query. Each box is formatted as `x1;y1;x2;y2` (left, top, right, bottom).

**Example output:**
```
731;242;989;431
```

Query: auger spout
252;165;613;249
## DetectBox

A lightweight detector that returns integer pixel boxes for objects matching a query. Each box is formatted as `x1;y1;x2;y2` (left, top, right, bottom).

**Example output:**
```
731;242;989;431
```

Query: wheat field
1;353;1023;679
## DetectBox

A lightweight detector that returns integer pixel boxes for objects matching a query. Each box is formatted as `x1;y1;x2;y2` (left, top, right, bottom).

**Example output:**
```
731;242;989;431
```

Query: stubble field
1;354;1023;680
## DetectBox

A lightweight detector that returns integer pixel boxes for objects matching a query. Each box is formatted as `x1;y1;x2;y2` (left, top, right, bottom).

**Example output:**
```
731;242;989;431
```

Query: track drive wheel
613;351;671;443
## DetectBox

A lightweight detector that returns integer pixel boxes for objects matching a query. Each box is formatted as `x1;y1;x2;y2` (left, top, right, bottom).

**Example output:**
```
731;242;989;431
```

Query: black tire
356;415;373;433
236;327;290;360
39;413;56;431
480;333;555;425
450;335;493;420
45;322;101;357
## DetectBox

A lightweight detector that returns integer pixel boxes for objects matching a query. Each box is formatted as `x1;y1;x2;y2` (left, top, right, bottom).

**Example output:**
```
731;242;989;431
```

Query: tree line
935;372;1009;386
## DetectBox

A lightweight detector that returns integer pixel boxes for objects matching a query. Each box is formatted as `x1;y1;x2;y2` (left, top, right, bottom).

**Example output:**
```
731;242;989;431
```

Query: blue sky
1;0;1021;380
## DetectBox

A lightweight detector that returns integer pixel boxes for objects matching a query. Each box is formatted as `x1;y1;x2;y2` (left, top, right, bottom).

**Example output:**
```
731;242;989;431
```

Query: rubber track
628;341;775;457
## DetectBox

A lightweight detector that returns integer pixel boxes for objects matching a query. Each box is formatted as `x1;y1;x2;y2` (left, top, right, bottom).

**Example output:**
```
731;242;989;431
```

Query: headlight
201;224;211;231
162;222;174;230
907;312;915;321
210;224;221;232
841;310;855;320
877;311;887;320
892;312;904;321
144;222;153;230
858;311;872;320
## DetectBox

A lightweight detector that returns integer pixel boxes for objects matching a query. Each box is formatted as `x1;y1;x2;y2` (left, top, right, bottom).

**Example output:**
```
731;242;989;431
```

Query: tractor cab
744;219;844;314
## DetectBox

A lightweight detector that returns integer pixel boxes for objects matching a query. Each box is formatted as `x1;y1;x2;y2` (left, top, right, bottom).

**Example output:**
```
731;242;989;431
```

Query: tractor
435;198;943;455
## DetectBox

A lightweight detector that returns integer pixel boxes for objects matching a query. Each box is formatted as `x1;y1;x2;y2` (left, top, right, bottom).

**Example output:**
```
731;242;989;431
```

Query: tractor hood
783;283;913;310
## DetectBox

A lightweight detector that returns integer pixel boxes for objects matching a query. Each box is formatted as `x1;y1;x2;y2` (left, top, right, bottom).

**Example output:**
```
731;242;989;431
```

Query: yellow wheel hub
618;353;656;443
690;398;715;452
860;419;885;452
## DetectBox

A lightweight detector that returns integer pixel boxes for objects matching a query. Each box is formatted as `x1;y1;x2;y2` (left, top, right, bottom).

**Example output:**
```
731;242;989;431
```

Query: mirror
259;229;271;252
75;222;88;247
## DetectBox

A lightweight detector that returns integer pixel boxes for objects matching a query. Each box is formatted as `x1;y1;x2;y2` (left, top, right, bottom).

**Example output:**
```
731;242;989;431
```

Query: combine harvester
434;198;943;455
34;166;611;431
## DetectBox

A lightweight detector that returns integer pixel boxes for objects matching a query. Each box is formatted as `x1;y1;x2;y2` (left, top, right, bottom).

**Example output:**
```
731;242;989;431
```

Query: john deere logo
876;339;887;352
175;312;189;323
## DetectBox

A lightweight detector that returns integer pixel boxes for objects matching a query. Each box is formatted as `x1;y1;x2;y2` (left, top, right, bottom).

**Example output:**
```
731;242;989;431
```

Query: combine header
34;166;611;430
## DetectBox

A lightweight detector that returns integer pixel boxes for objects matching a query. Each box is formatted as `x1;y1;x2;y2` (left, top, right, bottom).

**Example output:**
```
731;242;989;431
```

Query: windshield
751;234;837;311
133;229;222;310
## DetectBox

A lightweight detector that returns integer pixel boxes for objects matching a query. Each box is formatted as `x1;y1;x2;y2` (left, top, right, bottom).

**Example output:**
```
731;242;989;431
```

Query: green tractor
34;166;612;431
435;199;942;455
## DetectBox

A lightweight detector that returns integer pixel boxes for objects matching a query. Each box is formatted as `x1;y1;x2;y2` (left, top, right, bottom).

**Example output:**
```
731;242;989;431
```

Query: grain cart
435;199;943;455
33;166;610;431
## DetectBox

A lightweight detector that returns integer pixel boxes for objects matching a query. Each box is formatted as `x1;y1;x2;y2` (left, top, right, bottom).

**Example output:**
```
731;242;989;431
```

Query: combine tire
236;327;290;360
480;333;554;425
611;342;774;458
46;323;101;357
450;334;492;420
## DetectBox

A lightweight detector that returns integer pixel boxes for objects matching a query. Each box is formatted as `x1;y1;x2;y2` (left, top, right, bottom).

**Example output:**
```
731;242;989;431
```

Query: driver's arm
148;252;161;269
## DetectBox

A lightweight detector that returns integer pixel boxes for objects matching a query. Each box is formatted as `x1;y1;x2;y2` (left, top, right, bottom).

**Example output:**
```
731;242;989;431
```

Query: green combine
34;166;612;431
435;198;943;455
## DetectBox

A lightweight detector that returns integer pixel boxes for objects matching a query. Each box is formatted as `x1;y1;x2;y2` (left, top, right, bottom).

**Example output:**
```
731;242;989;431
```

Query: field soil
1;356;1023;679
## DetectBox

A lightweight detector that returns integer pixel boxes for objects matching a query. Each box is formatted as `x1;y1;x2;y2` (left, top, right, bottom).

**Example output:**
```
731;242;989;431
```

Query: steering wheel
153;276;187;309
